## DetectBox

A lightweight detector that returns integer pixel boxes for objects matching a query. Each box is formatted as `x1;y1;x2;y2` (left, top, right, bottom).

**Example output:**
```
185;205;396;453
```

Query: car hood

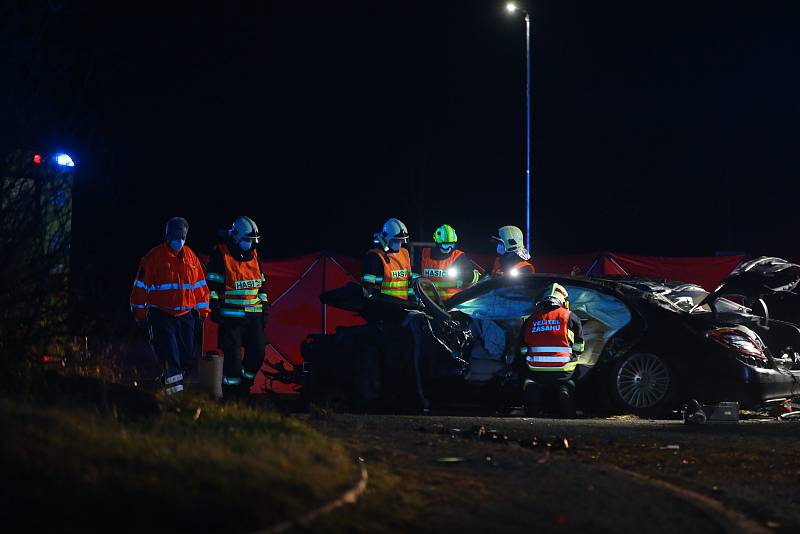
699;256;800;309
320;281;424;320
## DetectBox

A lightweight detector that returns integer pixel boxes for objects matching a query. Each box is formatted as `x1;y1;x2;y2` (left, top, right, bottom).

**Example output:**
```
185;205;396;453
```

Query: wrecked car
298;256;800;418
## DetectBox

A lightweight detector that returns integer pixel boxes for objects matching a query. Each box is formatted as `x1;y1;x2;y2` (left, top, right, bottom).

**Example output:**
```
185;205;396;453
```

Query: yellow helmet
541;282;569;307
433;224;457;244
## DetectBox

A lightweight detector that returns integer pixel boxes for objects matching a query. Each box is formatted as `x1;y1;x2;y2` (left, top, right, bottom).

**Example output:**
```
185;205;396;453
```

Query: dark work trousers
219;314;267;387
527;367;576;415
148;308;195;394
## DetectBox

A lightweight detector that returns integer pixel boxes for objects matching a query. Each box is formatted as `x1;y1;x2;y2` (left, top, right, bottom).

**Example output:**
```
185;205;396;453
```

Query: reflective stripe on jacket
208;244;267;317
420;248;464;299
520;306;578;372
130;243;210;320
491;257;536;276
361;247;412;300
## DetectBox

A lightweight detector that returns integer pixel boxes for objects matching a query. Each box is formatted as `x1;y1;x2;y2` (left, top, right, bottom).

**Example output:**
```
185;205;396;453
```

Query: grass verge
0;394;357;533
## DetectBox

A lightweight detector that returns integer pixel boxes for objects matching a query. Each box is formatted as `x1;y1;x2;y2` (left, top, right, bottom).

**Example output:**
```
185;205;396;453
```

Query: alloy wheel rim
616;353;670;408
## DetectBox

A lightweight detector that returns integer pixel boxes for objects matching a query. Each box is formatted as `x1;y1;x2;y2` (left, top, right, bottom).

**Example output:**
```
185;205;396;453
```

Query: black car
299;256;800;418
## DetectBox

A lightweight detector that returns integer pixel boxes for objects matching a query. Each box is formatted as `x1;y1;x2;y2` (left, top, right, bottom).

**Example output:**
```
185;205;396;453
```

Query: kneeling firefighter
207;215;269;398
491;225;536;276
518;283;584;417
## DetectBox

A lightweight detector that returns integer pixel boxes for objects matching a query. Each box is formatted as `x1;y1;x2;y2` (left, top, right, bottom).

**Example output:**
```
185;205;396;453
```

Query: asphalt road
302;412;800;533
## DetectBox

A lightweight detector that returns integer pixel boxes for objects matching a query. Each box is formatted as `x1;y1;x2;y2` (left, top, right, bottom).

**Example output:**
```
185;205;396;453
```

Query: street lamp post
505;3;532;252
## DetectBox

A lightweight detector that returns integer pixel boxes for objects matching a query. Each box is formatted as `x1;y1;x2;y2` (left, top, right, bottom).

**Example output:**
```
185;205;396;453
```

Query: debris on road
519;434;570;451
683;400;740;425
435;457;468;464
605;414;640;421
471;425;509;443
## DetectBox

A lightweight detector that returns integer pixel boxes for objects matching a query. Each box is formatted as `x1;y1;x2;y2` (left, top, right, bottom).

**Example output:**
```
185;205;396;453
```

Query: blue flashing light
54;153;75;167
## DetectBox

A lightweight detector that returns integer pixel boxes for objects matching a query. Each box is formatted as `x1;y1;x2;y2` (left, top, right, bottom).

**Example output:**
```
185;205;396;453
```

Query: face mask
440;244;455;253
239;240;253;251
169;239;185;252
496;243;505;255
388;240;402;252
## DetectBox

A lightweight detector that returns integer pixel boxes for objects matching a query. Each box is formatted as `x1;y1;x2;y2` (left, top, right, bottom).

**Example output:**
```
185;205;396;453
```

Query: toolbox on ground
684;400;739;424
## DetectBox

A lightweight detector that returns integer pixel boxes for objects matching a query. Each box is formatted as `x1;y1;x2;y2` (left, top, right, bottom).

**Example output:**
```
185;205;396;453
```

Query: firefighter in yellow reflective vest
415;224;482;300
361;218;413;300
518;282;584;417
207;215;268;398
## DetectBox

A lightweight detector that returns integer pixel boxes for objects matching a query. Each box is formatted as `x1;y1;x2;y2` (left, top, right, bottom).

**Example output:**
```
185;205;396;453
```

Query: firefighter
416;224;482;300
518;282;585;417
354;218;414;410
361;217;413;300
130;217;210;395
491;225;536;276
206;215;269;399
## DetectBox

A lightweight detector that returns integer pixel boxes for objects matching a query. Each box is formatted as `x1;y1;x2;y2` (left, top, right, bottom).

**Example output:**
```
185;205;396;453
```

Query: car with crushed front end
297;256;800;418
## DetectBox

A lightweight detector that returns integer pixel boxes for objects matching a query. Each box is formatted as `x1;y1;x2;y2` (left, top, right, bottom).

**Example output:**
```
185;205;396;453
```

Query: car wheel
610;352;677;419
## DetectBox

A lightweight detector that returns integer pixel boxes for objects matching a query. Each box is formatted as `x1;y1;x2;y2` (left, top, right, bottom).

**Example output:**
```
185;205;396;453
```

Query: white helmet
229;215;260;243
374;218;409;248
492;225;530;261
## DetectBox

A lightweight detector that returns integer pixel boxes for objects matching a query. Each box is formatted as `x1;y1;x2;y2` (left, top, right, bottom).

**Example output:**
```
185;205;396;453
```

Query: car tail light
706;328;768;360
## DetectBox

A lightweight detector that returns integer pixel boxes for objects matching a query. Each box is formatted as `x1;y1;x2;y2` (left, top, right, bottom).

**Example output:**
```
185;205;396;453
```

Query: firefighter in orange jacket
416;224;482;300
207;215;269;398
361;218;413;300
518;282;584;417
491;225;536;276
130;217;210;395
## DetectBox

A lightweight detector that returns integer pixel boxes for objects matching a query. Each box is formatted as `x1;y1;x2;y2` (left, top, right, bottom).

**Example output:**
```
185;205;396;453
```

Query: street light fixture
504;2;532;252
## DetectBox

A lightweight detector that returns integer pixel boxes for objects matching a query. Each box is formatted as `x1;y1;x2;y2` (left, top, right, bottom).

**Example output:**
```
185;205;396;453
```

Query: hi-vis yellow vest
367;247;411;300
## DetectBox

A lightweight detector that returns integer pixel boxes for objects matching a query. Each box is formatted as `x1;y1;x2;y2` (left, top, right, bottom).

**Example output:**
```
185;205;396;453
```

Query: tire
609;352;677;419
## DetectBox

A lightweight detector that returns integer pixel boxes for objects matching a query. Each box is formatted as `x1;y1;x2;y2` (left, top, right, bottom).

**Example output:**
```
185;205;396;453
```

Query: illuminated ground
301;412;800;533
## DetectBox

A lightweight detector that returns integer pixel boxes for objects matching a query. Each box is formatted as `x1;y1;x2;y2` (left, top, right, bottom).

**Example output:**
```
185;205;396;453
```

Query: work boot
221;375;245;402
557;384;577;419
523;381;544;417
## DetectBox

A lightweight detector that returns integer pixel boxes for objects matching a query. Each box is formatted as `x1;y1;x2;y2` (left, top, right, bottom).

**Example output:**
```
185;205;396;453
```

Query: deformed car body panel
307;257;800;416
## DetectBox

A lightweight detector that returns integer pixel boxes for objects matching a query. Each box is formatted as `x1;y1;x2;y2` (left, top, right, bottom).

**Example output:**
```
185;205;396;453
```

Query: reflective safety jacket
417;248;480;299
361;247;412;300
491;255;536;276
519;305;584;372
130;243;210;321
206;244;268;318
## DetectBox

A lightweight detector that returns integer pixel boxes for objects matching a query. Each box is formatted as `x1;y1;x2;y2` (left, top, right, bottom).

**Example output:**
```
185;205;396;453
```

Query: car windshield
451;282;633;367
452;282;631;329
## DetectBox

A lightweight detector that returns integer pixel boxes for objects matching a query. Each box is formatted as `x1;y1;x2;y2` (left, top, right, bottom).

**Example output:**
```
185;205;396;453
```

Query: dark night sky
2;0;800;326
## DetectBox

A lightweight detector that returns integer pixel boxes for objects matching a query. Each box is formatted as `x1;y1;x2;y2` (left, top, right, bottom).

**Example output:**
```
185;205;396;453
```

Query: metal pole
321;253;327;334
525;12;532;252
